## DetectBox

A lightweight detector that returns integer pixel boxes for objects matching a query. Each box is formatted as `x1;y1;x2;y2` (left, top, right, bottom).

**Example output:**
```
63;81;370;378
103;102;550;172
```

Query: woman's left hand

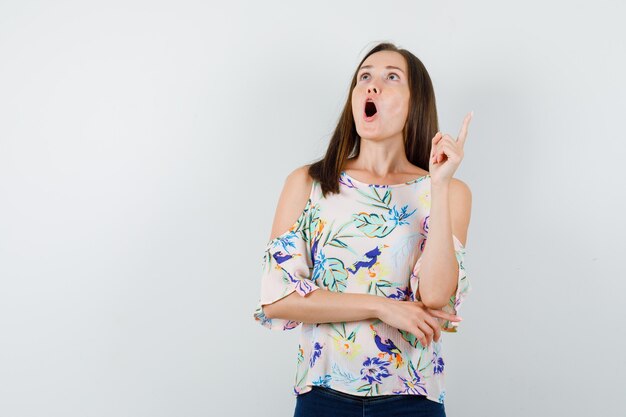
429;111;473;185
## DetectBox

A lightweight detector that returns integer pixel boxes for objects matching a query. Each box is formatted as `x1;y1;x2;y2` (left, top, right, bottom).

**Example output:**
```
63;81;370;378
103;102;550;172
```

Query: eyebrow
358;65;405;74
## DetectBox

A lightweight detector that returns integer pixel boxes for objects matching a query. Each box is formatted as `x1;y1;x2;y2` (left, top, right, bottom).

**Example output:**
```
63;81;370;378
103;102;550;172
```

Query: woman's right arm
263;289;461;346
262;287;380;324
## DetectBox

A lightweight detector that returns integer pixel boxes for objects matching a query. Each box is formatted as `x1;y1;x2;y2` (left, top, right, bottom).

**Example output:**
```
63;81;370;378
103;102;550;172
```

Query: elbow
419;267;459;310
420;294;448;310
420;283;457;310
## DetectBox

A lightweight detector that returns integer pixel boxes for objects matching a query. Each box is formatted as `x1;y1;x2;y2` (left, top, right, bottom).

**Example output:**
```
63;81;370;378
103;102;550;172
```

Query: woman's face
351;50;410;141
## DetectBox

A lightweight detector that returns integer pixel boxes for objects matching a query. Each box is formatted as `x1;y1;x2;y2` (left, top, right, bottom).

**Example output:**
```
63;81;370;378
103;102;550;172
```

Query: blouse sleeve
252;194;320;331
409;234;472;333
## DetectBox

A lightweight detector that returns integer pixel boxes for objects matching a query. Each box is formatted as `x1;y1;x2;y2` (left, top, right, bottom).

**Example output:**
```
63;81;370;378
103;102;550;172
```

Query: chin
356;122;379;136
357;132;385;141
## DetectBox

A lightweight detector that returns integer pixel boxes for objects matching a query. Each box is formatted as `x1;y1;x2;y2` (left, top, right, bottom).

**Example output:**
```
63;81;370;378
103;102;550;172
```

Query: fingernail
470;111;474;118
457;316;463;320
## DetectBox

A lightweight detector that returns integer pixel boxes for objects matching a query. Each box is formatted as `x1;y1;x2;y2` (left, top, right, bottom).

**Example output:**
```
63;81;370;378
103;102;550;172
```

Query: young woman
253;42;473;417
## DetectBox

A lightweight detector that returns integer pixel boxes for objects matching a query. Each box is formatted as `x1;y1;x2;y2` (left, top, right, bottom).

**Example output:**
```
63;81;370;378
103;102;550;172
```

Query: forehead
359;51;406;71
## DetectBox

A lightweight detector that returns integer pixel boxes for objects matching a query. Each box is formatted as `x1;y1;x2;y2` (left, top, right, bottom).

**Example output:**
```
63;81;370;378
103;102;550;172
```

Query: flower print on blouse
252;170;472;405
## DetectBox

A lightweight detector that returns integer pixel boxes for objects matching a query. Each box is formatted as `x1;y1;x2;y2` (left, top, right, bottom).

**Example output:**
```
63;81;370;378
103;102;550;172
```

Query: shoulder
285;164;314;191
268;165;314;241
449;177;472;203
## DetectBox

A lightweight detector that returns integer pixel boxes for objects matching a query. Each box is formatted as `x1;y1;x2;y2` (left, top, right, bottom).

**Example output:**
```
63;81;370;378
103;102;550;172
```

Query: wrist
371;296;391;319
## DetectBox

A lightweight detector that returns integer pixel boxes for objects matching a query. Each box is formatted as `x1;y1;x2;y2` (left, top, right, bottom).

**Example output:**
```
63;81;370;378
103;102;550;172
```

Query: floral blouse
252;170;472;405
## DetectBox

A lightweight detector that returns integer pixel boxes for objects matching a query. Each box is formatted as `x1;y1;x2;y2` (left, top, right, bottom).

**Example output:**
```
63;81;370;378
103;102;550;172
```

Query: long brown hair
308;42;439;197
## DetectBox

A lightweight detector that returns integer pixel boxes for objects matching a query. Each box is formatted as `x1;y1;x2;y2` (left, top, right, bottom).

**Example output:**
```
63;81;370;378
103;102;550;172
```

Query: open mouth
364;101;377;118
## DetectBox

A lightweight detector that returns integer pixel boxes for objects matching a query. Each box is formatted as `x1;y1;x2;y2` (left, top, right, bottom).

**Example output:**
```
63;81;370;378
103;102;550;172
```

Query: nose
367;86;378;94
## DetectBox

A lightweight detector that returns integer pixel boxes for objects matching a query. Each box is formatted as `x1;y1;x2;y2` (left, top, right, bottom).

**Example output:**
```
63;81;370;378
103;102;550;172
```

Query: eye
359;72;400;81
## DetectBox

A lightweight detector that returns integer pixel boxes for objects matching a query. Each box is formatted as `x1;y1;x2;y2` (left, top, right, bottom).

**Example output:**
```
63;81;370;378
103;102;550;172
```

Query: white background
1;1;625;416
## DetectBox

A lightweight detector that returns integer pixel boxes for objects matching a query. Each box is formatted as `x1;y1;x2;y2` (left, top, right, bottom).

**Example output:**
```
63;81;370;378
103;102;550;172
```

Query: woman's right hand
376;298;462;347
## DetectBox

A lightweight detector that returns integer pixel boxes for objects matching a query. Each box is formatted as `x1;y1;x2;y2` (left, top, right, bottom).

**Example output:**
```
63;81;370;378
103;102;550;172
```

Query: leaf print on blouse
319;218;360;250
369;324;404;369
303;203;322;243
329;322;363;360
398;327;429;350
352;204;417;238
312;375;332;388
294;365;309;395
354;186;393;210
357;356;392;396
310;218;360;293
438;390;446;404
331;363;360;385
350;182;417;238
352;212;395;238
392;358;428;396
314;249;348;293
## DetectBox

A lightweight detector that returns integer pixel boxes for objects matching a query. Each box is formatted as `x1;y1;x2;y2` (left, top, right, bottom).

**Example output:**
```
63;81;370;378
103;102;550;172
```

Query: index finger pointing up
457;111;473;146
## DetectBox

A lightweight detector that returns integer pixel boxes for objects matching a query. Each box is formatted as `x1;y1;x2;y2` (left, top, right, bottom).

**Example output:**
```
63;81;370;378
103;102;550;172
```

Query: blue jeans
294;386;446;417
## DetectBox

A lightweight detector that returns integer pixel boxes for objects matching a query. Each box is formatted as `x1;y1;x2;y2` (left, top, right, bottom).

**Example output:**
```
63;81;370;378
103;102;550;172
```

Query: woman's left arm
416;111;473;309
